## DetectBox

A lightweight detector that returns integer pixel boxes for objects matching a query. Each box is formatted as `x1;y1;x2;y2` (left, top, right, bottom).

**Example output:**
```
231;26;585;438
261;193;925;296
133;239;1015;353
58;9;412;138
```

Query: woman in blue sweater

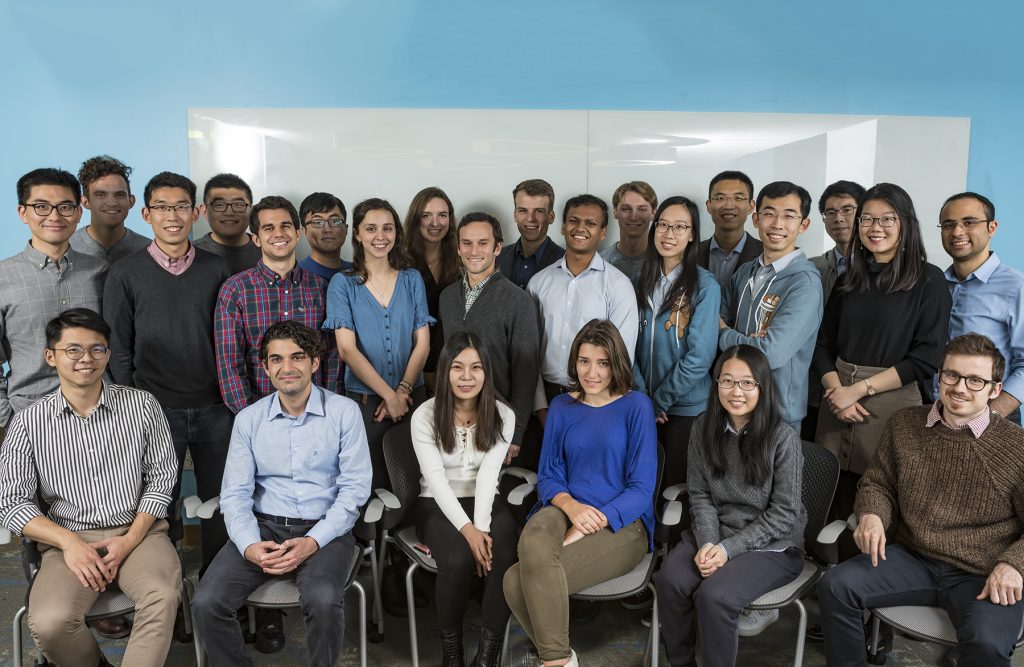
503;319;657;667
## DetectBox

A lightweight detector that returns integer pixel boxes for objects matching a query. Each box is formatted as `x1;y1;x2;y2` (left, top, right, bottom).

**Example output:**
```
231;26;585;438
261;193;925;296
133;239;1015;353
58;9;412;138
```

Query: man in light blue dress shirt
194;320;371;667
941;192;1024;424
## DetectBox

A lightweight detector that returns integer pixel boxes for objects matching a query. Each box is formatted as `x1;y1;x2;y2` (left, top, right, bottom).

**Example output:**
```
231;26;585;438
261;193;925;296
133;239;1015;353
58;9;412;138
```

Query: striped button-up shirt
214;260;341;413
0;242;107;427
0;383;177;534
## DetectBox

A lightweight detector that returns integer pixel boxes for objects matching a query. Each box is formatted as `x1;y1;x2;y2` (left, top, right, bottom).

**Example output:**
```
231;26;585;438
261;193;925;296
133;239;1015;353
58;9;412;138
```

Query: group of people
0;155;1021;667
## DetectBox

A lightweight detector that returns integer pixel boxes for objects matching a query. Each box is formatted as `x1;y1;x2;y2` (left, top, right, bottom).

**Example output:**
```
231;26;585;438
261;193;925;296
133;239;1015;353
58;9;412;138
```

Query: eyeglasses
49;344;111;360
823;205;857;221
710;195;749;204
654;221;691;236
148;203;193;214
716;378;759;391
757;210;803;224
208;201;251;213
858;214;899;228
938;218;990;232
938;369;994;392
25;202;79;217
307;218;347;229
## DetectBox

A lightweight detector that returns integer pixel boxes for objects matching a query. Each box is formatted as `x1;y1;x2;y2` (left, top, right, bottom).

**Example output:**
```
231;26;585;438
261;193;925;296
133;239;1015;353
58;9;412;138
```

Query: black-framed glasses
148;203;193;214
654;221;691;236
858;214;899;228
938;369;994;392
716;378;759;391
49;344;111;361
710;195;749;204
307;218;347;229
823;205;857;220
938;218;990;232
208;201;251;213
26;202;78;217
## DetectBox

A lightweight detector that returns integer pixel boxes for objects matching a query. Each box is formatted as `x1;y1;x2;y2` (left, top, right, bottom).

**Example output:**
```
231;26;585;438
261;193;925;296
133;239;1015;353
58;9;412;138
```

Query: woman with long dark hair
410;332;517;667
654;345;806;667
503;319;657;667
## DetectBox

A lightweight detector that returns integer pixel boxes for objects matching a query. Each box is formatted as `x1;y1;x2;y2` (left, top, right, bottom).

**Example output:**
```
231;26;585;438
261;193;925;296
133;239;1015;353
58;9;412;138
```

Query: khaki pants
503;506;647;662
28;520;181;667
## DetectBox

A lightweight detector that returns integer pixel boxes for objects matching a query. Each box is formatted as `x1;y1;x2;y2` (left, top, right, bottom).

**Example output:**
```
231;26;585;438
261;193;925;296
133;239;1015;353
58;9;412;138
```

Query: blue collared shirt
708;234;748;287
832;248;849;275
220;385;372;554
512;237;551;290
944;253;1024;402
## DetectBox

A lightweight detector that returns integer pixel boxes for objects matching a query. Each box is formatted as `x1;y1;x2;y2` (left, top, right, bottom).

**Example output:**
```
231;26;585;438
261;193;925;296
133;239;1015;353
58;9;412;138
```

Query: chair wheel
867;652;887;665
368;628;385;644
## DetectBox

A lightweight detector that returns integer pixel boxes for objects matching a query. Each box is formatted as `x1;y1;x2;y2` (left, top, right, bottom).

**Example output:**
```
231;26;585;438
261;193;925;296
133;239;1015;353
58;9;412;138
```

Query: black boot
440;628;465;667
470;626;503;667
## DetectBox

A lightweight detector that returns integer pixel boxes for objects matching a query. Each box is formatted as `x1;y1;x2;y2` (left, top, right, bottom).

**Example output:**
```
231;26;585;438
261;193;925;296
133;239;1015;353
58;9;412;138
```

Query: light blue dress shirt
708;233;748;287
944;253;1024;402
220;385;372;554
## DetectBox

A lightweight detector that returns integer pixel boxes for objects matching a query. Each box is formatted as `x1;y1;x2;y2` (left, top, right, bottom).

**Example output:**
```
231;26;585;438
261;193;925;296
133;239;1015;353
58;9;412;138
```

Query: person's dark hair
942;333;1006;384
248;195;300;235
347;198;411;282
299;192;347;225
402;187;459;285
700;345;781;487
457;211;504;246
45;308;110;347
817;180;866;215
562;194;609;228
566;319;634;398
512;178;555;211
17;168;81;205
941;192;995;222
432;332;508;454
708;170;754;200
258;320;326;362
144;172;197;207
755;181;812;219
843;182;927;294
636;196;702;314
78;155;133;196
202;173;253;204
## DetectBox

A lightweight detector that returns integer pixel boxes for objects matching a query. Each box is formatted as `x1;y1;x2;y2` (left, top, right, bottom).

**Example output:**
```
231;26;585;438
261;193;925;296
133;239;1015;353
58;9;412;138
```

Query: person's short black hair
708;170;754;200
17;168;81;205
202;173;253;204
562;194;609;227
144;172;197;207
941;192;996;221
78;155;133;196
818;180;866;214
45;308;110;347
457;211;503;245
299;192;347;224
756;181;812;219
249;196;301;234
258;320;325;362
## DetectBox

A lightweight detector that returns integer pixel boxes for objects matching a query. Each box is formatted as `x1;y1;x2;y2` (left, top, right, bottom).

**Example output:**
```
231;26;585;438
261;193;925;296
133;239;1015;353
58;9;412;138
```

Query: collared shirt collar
944;252;1001;285
924;400;991;439
53;381;112;418
758;248;802;274
268;385;326;421
147;241;196;272
256;259;302;286
724;421;742;435
711;233;748;256
557;252;605;276
23;240;70;270
516;236;550;260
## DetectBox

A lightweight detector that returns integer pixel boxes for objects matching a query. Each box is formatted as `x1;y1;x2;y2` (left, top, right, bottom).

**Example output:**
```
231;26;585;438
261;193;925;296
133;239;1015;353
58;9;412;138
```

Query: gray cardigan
687;417;806;557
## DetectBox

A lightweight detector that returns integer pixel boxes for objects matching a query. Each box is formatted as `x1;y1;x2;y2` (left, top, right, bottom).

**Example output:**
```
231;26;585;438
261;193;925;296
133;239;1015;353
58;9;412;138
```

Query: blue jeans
163;403;233;575
818;544;1023;667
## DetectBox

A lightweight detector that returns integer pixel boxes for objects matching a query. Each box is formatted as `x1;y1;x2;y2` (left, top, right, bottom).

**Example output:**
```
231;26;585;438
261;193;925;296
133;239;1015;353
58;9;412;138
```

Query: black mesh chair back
382;421;421;528
799;439;840;562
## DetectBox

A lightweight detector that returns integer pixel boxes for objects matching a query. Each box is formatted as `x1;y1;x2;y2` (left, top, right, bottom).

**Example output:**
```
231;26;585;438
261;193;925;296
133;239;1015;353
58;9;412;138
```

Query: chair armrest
816;519;851;545
662;483;687;502
501;467;538;485
0;527;10;545
363;497;385;524
195;496;221;519
660;500;683;527
373;488;401;510
182;495;203;518
507;482;537;507
846;513;858;530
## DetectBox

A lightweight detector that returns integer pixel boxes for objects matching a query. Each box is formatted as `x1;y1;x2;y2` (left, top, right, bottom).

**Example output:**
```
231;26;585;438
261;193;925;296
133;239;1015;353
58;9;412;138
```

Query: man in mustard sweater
818;333;1024;667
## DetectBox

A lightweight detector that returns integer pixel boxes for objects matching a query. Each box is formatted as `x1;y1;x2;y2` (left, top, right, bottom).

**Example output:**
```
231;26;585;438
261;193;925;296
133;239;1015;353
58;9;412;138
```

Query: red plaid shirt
214;261;341;413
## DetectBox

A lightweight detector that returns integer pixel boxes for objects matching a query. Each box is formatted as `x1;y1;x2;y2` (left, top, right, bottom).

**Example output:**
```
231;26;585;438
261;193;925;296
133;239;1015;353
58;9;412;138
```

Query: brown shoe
90;614;133;639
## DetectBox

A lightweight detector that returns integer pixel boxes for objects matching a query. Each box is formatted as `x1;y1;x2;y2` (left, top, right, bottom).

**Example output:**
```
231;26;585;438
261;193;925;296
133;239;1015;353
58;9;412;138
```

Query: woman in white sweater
410;331;517;667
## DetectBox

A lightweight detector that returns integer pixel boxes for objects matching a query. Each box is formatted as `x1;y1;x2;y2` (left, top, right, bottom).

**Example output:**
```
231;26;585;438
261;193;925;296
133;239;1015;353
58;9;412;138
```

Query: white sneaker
737;608;779;637
539;649;578;667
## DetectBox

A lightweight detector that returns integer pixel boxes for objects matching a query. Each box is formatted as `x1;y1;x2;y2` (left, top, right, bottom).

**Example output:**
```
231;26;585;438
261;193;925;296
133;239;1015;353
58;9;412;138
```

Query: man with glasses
818;333;1024;667
940;192;1024;426
0;168;107;432
195;173;260;275
71;155;151;263
0;308;181;667
104;172;233;577
600;181;658;280
697;170;764;288
297;192;353;281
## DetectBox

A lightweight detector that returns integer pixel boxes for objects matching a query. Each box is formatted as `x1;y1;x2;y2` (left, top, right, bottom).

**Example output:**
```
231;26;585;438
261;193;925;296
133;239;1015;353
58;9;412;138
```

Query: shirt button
285;290;290;294
284;311;289;315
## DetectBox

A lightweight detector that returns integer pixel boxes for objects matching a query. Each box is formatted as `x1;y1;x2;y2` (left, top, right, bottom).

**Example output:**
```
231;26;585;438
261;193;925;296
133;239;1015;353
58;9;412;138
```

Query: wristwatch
864;378;876;396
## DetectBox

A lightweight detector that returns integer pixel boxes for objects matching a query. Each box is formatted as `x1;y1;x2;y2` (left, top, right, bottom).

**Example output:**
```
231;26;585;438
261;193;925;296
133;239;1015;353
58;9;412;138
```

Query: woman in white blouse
410;331;517;667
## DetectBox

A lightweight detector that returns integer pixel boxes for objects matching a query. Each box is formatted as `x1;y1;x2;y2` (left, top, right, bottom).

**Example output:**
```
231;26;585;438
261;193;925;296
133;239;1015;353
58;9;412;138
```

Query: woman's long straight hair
635;196;702;315
402;186;461;286
842;182;927;294
432;332;506;454
699;345;781;487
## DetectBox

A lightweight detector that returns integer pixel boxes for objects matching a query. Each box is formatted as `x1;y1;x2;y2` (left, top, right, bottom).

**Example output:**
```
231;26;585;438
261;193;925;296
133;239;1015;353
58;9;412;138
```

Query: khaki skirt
815;357;924;474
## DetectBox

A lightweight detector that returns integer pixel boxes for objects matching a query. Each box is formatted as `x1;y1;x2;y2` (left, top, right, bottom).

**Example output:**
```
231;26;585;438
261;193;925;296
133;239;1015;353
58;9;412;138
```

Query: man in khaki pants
0;308;181;667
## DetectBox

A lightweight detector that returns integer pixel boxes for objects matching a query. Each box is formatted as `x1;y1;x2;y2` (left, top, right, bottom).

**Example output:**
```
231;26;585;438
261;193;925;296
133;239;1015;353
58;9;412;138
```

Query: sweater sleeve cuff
719;535;746;559
599;503;624;532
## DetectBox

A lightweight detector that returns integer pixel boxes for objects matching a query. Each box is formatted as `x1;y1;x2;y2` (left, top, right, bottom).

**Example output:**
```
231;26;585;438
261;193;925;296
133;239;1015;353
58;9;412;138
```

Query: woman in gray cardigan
653;344;806;667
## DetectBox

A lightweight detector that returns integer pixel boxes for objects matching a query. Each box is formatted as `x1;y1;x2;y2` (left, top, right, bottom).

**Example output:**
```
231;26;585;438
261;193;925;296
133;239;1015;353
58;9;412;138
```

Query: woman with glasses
634;196;720;497
410;332;517;667
654;344;806;667
403;187;460;393
503;319;656;667
812;182;951;546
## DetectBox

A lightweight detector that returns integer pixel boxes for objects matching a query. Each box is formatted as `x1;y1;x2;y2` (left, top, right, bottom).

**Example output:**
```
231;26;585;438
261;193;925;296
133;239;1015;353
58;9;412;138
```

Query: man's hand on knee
262;537;319;575
92;533;142;582
61;537;113;592
853;513;886;567
244;540;287;570
978;562;1024;606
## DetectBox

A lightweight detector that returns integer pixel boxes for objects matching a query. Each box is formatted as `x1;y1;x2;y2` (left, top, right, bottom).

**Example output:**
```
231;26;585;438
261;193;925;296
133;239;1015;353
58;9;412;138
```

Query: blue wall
2;1;1022;267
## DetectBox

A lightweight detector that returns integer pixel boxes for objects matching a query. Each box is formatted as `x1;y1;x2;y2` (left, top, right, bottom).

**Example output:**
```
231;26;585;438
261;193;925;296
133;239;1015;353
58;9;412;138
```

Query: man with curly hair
71;155;151;263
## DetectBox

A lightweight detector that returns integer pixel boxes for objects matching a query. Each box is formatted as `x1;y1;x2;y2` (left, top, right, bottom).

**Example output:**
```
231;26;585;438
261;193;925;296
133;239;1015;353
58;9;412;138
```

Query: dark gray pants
654;531;803;667
193;520;356;667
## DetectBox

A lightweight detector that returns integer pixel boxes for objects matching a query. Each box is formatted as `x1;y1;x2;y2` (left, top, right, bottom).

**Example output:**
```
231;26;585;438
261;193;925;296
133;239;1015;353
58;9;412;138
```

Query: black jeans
818;544;1023;667
348;386;427;491
414;496;517;633
193;520;357;667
